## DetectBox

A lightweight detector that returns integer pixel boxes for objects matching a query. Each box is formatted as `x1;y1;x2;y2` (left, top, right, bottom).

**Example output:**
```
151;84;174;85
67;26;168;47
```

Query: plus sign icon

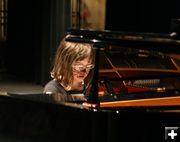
165;127;179;141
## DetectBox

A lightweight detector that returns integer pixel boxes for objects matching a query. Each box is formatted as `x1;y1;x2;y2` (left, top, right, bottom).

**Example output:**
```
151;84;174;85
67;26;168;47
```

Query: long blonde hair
51;35;95;88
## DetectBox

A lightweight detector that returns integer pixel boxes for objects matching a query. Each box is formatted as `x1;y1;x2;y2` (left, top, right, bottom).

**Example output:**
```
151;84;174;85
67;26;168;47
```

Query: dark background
5;0;71;85
106;0;180;33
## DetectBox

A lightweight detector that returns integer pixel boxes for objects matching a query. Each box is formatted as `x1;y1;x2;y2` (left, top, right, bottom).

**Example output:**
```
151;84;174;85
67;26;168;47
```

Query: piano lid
66;28;180;54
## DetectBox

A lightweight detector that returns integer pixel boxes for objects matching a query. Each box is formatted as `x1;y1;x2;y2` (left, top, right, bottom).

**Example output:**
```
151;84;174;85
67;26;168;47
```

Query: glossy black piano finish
0;93;180;142
0;93;107;142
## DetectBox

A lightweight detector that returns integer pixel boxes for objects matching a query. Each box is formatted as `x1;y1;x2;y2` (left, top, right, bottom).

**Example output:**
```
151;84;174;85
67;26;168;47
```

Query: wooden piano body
1;29;180;142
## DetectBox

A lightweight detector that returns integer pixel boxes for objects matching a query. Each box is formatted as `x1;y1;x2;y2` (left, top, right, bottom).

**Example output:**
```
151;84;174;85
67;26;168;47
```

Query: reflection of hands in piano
72;95;87;101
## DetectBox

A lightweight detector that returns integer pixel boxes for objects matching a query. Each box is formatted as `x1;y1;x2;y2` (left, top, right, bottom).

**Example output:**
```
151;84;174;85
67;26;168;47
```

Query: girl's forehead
74;57;92;64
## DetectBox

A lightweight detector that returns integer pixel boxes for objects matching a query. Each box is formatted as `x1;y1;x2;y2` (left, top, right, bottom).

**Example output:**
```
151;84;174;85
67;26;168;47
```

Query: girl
44;35;95;102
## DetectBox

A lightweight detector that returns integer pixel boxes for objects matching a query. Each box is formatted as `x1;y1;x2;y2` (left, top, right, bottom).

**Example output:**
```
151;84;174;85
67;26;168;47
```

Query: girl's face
72;57;94;84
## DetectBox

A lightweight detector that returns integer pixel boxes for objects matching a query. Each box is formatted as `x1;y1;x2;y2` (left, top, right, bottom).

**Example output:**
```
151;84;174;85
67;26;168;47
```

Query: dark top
44;79;67;95
43;79;87;102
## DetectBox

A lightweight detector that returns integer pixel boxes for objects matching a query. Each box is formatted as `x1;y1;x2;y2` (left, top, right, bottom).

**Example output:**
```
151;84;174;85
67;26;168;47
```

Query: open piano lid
66;29;180;108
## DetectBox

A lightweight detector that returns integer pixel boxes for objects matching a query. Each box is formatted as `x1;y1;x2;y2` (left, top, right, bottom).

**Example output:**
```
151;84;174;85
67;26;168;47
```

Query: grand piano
0;29;180;142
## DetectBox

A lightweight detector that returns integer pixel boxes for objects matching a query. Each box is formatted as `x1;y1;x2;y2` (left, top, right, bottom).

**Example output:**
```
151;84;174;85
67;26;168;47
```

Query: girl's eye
72;64;94;71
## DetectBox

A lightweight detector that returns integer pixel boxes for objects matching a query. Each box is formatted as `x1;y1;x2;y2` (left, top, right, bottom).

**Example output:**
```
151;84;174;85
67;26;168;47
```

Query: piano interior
78;32;180;106
98;45;180;97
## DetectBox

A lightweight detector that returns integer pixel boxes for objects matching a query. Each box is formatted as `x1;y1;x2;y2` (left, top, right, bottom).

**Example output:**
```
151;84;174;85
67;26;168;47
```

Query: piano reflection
1;29;180;142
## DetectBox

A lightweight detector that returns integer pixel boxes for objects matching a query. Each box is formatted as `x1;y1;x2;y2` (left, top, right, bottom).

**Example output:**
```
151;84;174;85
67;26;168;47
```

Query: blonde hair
51;35;95;88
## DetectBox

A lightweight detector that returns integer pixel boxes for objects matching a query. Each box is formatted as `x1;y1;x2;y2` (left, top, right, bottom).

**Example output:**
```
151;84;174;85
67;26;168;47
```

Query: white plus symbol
168;130;177;139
